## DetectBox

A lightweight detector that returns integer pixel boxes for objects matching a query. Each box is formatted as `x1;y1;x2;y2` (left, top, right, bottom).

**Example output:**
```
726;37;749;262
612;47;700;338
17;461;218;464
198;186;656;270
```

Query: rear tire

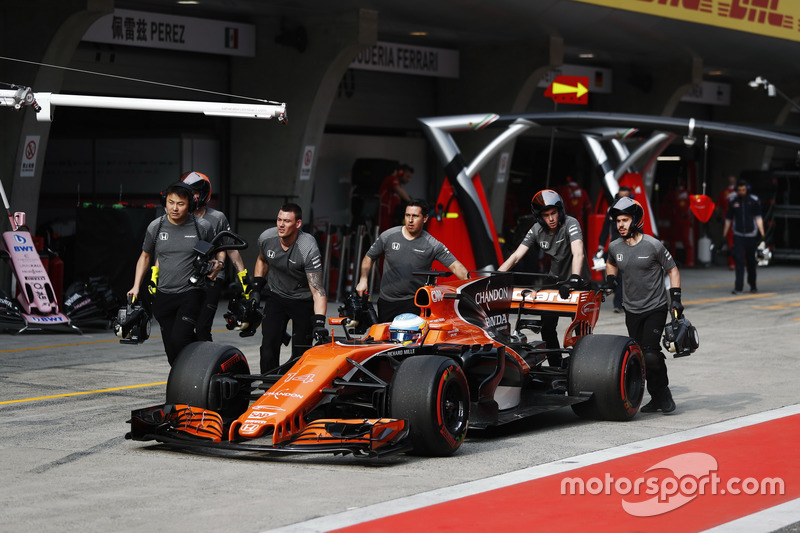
390;356;470;456
568;334;644;421
166;342;250;423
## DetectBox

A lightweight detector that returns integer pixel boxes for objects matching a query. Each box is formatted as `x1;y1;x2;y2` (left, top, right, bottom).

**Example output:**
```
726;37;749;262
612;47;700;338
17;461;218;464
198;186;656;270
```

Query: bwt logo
561;452;785;517
13;234;28;244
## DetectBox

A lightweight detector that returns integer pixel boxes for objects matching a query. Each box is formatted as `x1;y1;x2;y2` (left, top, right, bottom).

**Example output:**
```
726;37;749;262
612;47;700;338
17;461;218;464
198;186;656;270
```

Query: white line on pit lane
264;403;800;533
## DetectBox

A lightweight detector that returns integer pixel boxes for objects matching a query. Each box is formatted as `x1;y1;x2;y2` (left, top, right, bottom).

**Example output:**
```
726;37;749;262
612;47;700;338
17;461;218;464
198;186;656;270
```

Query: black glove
559;274;583;300
250;276;265;306
605;274;618;293
669;287;684;318
312;314;329;344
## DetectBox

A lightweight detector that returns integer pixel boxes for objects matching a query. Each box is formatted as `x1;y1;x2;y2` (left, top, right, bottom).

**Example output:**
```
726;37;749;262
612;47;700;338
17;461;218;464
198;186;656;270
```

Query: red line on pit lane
333;414;800;532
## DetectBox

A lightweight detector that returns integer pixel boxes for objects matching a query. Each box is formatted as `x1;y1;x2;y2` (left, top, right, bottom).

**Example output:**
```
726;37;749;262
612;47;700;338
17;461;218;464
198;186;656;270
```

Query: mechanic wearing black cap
722;179;765;295
498;188;590;367
181;171;248;341
128;181;217;365
606;196;682;414
250;203;327;374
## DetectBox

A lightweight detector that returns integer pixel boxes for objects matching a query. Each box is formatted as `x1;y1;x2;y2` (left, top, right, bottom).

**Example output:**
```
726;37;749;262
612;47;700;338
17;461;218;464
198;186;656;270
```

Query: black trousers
196;279;223;342
625;305;669;397
732;234;759;291
152;289;204;366
259;295;313;374
377;297;419;324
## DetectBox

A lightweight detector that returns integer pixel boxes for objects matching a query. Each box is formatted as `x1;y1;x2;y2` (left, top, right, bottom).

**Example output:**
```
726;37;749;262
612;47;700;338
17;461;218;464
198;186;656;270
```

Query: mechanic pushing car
250;203;328;374
606;197;682;414
355;198;469;323
181;171;249;342
498;189;590;367
127;181;218;365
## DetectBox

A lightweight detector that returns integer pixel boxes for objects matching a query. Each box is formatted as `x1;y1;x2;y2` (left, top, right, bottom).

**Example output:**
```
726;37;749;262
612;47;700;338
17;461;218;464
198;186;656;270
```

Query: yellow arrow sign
551;81;588;98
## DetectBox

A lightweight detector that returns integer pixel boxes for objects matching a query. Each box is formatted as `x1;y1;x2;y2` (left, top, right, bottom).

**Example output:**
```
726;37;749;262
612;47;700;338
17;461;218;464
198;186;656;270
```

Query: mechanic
498;189;590;367
606;196;681;414
596;186;633;313
180;171;248;342
355;198;469;323
377;163;413;233
128;181;218;365
722;179;765;294
251;203;327;373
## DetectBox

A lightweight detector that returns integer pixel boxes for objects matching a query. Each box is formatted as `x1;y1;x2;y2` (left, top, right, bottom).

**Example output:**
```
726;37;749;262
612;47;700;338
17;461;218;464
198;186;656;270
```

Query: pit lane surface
1;265;798;532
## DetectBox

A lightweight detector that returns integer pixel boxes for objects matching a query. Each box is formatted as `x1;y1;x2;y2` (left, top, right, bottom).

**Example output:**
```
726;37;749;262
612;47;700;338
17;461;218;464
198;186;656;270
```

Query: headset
159;181;200;212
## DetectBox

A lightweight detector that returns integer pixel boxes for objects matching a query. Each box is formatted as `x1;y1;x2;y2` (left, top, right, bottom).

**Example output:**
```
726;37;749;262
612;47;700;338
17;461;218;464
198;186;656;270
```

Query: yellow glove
237;269;250;298
147;266;159;295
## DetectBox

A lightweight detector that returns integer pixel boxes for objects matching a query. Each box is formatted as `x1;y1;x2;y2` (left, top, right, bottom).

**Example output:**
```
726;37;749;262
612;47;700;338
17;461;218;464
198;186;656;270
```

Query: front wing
126;404;411;458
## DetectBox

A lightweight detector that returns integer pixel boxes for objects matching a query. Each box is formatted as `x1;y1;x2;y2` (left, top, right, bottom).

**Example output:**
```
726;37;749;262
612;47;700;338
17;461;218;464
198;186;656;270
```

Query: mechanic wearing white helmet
498;188;590;367
250;203;327;374
606;196;682;414
356;199;468;323
181;171;248;342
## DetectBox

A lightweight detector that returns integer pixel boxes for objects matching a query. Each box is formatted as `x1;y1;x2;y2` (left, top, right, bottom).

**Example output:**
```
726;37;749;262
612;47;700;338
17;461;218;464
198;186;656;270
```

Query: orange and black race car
126;271;644;458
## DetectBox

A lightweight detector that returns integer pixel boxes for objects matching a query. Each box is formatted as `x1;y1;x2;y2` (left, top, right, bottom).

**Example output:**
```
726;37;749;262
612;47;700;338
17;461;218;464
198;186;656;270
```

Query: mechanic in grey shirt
499;189;589;366
181;171;247;342
128;181;217;365
250;203;327;373
606;196;682;414
356;199;468;323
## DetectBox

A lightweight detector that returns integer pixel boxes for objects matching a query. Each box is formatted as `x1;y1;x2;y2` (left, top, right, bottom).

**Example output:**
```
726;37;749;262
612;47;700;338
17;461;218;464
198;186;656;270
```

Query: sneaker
731;290;742;295
614;307;622;314
640;389;676;414
750;287;758;293
661;388;676;414
640;397;660;413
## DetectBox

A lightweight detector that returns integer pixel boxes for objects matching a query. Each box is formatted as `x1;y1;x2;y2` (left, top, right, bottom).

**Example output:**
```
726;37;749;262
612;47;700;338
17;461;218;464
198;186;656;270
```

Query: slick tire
390;356;470;457
568;334;645;421
166;342;250;423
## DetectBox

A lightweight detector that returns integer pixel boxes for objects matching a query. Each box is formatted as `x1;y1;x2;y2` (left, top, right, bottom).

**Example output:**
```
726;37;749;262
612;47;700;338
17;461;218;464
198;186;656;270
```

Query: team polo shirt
257;228;322;300
607;233;676;313
726;193;762;237
367;227;456;302
142;215;214;294
520;215;589;281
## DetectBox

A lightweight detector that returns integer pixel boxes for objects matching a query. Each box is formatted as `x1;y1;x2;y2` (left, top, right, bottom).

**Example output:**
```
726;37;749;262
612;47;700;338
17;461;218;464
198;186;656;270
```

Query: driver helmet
181;171;212;209
389;313;428;345
531;189;565;227
609;196;644;233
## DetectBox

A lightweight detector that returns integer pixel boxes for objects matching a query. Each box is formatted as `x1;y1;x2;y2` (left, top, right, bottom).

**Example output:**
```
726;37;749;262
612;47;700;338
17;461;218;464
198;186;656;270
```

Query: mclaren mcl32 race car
127;272;645;458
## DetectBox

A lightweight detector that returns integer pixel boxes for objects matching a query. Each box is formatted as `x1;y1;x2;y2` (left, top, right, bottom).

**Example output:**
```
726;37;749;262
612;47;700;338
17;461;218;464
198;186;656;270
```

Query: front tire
568;334;645;421
390;356;470;456
166;342;251;423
